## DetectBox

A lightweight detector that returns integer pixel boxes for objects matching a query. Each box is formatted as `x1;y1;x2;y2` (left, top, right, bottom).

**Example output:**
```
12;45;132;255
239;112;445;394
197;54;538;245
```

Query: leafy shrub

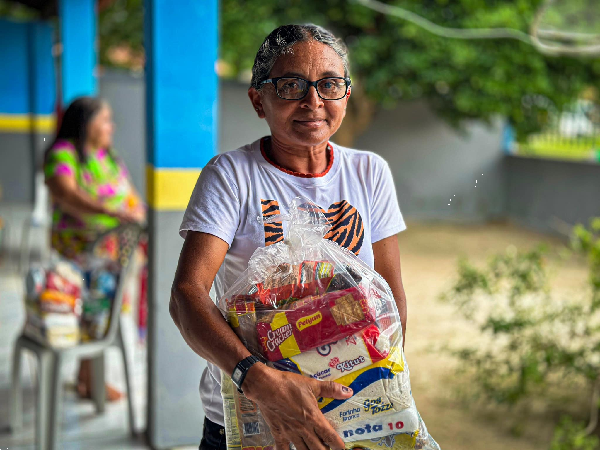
439;217;600;446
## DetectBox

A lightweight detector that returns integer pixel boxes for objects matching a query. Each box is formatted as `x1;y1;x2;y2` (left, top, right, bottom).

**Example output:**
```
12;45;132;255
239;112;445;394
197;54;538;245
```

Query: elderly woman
171;24;408;450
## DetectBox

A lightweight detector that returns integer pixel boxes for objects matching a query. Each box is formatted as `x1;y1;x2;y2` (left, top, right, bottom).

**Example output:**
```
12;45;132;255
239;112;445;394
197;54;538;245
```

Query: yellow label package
221;372;274;450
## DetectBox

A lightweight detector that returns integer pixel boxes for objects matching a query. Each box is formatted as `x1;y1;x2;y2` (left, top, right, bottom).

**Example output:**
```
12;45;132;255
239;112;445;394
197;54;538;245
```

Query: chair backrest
85;224;143;345
31;171;50;224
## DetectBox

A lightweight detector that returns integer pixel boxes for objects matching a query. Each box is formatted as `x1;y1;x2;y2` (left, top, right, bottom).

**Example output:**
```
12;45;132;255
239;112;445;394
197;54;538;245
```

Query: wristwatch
231;355;260;394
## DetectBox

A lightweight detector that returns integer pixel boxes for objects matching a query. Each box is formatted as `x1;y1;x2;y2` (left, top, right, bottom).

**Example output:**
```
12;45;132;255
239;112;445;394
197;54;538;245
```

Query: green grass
517;135;600;162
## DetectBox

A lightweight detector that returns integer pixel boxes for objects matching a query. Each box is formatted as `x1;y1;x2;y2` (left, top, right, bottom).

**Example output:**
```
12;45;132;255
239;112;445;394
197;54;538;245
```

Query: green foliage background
98;0;144;66
220;0;600;139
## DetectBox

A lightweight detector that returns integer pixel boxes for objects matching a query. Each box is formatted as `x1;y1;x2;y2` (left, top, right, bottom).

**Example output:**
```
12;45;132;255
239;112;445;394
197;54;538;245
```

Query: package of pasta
218;197;441;450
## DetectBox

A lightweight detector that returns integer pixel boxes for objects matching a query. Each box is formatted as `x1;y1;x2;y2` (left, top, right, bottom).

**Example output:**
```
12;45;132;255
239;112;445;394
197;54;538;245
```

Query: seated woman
44;96;146;401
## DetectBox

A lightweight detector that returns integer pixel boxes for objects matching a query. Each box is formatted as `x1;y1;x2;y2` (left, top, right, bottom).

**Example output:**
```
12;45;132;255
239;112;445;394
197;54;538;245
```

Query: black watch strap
232;355;260;393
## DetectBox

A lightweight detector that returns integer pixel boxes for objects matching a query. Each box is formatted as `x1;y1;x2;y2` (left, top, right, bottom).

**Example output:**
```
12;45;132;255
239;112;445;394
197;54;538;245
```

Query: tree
0;1;39;19
98;0;144;70
220;0;600;145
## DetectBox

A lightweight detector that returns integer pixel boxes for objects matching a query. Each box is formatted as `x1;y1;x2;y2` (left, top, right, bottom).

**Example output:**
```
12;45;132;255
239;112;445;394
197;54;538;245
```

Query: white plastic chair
19;171;52;274
10;224;143;450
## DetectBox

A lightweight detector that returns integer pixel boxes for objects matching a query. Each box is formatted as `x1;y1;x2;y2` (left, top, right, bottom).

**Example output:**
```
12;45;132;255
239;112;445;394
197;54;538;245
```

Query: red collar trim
260;136;334;178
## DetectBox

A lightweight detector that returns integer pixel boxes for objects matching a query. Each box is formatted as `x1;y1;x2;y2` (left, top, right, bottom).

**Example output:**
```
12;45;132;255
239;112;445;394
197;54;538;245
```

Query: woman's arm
171;231;352;450
46;175;137;222
170;231;252;373
373;234;407;350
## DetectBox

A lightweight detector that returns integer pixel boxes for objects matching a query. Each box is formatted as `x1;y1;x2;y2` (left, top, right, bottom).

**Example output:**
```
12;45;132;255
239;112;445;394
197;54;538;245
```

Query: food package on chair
26;261;84;315
218;198;441;450
24;303;81;347
80;265;119;341
23;260;84;347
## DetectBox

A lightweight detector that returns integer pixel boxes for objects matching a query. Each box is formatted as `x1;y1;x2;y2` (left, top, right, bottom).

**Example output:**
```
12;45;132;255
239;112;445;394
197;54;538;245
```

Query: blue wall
0;19;30;115
29;21;56;116
0;19;55;117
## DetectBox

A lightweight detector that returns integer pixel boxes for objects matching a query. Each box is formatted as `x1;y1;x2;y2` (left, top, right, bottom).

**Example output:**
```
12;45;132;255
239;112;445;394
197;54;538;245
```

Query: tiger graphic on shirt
260;199;364;255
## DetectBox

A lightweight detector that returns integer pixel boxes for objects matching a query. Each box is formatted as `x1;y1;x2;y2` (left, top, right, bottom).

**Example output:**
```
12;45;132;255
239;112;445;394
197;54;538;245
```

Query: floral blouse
44;139;140;259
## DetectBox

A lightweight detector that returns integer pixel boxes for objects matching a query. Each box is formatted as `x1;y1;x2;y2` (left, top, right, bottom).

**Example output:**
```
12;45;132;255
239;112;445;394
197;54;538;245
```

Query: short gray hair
250;24;350;90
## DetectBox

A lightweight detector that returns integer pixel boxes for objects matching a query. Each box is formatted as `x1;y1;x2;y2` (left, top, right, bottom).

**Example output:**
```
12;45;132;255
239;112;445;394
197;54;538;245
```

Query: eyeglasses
259;76;352;100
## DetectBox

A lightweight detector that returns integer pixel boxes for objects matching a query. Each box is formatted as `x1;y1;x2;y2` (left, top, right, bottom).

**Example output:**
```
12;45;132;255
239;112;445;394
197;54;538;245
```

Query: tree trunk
333;81;377;148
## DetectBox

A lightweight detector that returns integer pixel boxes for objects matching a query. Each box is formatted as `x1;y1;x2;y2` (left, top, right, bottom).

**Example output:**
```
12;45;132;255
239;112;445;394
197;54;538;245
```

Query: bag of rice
218;197;440;450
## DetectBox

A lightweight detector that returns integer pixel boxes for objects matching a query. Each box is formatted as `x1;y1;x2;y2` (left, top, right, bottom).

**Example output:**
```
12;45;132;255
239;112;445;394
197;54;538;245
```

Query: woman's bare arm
170;231;253;374
46;175;137;222
373;234;407;350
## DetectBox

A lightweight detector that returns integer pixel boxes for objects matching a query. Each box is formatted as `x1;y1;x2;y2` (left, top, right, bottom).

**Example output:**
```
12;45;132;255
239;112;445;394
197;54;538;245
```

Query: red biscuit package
226;262;336;356
46;271;81;299
255;286;375;361
255;261;334;306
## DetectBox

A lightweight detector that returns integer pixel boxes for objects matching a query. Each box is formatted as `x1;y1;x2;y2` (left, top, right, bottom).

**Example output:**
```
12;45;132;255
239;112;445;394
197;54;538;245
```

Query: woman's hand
46;175;146;226
130;203;147;224
243;364;352;450
109;208;142;224
107;202;146;225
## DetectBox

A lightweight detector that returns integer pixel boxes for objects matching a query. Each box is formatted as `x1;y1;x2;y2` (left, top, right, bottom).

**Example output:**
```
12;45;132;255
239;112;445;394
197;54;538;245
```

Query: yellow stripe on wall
146;165;201;210
0;114;56;133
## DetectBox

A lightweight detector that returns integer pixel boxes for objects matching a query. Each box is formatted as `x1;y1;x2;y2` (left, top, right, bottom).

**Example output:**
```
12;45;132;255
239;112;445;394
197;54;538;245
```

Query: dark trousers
199;417;227;450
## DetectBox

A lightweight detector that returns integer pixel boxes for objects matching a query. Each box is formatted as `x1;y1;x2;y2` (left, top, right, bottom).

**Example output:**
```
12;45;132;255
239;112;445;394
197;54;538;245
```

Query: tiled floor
0;204;172;450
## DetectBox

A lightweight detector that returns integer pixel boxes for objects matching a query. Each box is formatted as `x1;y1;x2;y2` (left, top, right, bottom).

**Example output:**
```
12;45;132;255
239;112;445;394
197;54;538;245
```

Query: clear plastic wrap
218;198;440;450
24;259;84;347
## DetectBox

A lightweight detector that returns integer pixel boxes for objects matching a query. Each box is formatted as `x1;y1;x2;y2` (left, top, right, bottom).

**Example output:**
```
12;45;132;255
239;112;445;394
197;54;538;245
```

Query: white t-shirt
179;135;407;426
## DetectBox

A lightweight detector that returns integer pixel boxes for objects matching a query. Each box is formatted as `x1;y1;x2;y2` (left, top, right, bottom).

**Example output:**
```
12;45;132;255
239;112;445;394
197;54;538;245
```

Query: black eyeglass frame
259;76;352;101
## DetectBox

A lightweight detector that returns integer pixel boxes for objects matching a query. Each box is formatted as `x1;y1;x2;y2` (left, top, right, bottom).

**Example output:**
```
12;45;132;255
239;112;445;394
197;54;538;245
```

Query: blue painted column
59;0;97;106
144;0;219;447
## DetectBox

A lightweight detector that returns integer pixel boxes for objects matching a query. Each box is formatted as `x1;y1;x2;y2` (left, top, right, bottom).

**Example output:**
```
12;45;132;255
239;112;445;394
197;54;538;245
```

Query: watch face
233;368;242;383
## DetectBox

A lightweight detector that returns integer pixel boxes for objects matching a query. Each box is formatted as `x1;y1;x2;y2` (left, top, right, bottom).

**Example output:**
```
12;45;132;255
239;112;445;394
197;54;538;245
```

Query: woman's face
87;104;114;149
249;40;350;148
